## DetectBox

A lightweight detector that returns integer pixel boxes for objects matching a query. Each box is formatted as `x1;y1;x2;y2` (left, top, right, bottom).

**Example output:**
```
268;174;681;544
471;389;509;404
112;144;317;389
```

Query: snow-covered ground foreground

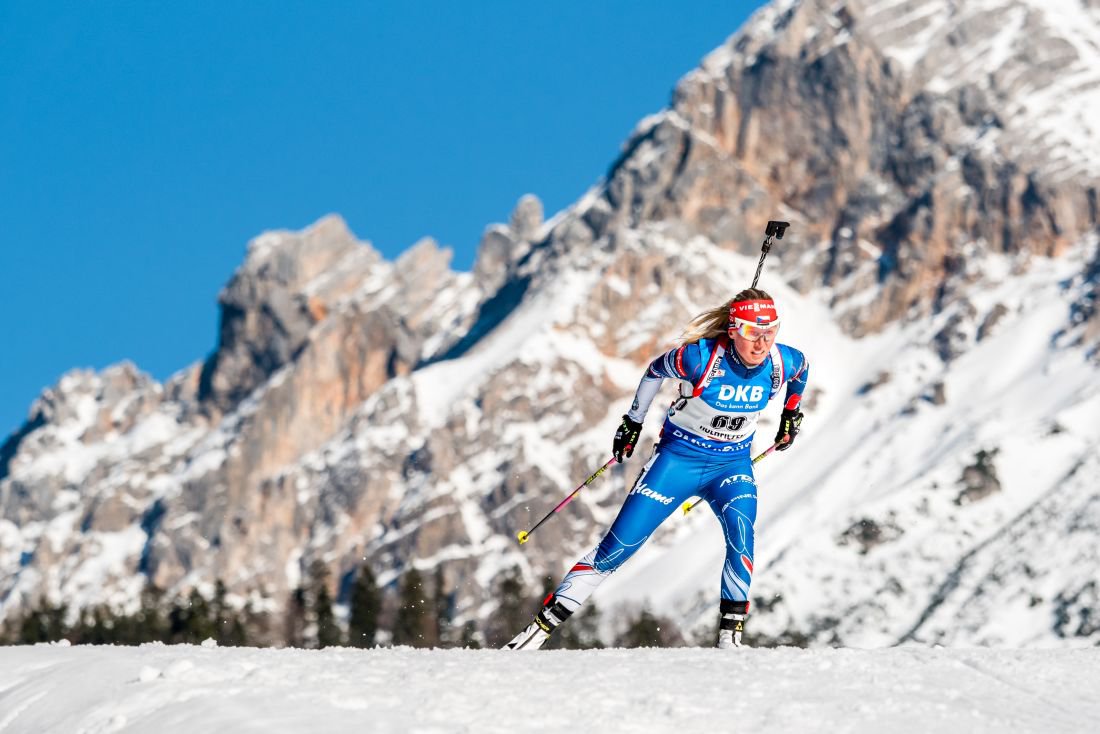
1;644;1097;733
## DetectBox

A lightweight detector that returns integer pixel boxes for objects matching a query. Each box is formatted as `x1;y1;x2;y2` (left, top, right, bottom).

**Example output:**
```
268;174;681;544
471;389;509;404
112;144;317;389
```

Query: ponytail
679;288;774;344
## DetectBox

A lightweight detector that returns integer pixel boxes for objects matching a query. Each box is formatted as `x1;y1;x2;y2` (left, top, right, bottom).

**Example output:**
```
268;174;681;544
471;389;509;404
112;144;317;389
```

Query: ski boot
504;596;573;650
717;599;748;649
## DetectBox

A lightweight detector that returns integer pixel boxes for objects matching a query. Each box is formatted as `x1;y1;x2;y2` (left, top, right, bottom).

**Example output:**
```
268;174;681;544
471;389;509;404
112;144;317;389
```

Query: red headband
729;298;779;325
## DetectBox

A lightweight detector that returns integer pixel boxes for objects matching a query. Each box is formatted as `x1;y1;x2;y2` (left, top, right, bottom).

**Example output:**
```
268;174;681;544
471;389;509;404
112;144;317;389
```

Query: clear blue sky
0;1;767;438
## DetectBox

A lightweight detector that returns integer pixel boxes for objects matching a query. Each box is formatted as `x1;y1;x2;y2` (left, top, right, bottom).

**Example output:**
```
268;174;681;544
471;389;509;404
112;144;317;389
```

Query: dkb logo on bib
718;385;763;402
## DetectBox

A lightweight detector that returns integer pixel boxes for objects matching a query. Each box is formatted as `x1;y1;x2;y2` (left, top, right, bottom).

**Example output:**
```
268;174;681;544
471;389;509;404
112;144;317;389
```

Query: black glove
613;415;643;463
774;408;803;451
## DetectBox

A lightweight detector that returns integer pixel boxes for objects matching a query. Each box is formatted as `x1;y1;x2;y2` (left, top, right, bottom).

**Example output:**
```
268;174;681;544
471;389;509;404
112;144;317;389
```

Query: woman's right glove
613;415;643;462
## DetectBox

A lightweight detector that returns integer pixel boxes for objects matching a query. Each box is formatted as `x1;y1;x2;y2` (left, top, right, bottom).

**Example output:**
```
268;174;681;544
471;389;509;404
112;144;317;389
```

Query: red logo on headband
729;299;778;325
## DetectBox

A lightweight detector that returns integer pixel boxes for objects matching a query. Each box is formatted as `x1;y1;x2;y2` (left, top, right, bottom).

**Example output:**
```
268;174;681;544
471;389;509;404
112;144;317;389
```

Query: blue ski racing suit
552;336;809;614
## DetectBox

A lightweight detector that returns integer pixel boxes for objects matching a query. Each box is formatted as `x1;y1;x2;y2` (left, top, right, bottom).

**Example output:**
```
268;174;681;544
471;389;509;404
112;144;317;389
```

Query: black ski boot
504;596;573;650
717;599;748;649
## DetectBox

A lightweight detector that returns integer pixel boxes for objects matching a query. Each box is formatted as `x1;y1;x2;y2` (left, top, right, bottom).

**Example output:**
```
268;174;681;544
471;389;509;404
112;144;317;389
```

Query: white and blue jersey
629;336;809;455
553;337;809;611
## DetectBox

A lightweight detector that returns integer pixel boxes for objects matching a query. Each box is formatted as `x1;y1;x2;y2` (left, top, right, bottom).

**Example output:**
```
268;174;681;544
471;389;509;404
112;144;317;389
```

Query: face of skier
728;298;780;367
731;320;779;366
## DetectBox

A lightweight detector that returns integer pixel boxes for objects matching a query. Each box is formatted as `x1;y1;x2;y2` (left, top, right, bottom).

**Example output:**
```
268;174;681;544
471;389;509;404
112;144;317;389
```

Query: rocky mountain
2;0;1098;647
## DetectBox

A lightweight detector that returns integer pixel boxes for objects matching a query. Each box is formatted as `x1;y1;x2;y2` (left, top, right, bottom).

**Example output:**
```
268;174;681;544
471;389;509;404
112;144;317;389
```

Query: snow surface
1;643;1098;733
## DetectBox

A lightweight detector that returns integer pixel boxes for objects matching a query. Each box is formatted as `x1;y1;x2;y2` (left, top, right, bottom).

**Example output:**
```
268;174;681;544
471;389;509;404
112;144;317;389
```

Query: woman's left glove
774;408;803;451
613;415;643;462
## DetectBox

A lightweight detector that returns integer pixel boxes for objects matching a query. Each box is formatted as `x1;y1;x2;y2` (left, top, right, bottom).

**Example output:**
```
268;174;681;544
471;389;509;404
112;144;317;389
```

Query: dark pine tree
132;583;168;644
240;598;273;647
391;568;431;647
550;602;606;650
430;566;450;647
615;609;684;648
283;586;308;648
17;600;68;644
308;561;342;649
168;589;217;644
211;579;248;647
458;620;482;649
72;605;111;645
485;566;529;647
348;563;382;648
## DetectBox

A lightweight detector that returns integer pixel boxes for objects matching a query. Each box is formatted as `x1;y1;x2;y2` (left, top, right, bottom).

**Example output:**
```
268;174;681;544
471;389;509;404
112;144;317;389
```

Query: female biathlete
506;288;809;650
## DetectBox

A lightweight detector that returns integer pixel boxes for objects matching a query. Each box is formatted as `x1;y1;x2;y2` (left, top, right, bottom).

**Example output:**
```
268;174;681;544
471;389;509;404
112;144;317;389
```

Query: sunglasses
731;319;780;340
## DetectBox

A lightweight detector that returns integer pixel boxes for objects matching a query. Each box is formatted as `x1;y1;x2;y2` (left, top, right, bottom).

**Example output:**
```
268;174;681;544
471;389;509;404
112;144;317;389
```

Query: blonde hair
679;288;774;344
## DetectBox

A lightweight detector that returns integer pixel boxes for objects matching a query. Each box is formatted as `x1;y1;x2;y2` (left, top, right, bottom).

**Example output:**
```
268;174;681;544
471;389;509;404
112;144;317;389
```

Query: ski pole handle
751;220;789;289
517;457;618;545
681;440;785;515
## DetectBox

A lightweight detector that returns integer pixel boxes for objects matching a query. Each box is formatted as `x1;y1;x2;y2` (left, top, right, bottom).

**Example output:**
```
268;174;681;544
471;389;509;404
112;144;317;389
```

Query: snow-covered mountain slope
864;0;1100;179
2;643;1098;733
726;0;1100;180
2;0;1099;649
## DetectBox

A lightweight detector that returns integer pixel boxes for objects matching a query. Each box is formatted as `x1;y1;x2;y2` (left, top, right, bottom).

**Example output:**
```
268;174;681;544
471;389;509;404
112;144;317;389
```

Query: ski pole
516;457;618;545
681;440;786;515
750;220;790;289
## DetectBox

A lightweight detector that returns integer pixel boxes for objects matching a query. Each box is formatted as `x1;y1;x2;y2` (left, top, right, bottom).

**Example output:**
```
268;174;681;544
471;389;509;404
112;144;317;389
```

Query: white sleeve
626;373;664;424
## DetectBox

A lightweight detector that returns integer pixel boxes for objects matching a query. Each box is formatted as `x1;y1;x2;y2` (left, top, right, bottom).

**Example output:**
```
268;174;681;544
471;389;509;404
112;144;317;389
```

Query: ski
503;597;571;650
503;620;550;650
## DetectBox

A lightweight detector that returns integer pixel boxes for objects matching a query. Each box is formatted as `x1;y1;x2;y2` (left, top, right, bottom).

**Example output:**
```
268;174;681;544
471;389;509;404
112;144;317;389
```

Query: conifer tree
458;620;481;649
615;609;684;648
168;588;217;644
240;597;273;647
430;566;450;647
348;562;381;648
73;605;110;645
616;609;663;648
312;581;341;647
551;602;606;650
485;566;528;647
283;586;307;648
17;600;67;644
133;583;168;643
391;567;430;647
308;560;342;648
314;583;340;648
211;580;248;646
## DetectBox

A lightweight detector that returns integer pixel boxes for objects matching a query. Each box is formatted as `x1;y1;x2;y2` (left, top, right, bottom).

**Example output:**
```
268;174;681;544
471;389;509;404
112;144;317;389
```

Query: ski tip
516;531;529;545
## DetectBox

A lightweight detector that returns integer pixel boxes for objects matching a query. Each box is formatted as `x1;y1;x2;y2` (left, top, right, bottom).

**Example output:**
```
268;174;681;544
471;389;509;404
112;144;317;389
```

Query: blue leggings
554;441;758;611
